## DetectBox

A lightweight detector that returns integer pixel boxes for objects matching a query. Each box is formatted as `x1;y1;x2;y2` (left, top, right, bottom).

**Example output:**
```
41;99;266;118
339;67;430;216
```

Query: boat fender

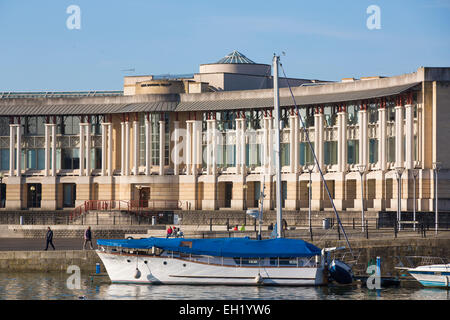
255;274;263;284
134;268;141;279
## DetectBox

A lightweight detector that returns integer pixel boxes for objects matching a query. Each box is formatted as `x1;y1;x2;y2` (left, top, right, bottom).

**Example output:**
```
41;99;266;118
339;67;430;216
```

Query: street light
357;164;366;232
411;169;419;231
433;162;441;235
243;184;248;210
395;167;405;231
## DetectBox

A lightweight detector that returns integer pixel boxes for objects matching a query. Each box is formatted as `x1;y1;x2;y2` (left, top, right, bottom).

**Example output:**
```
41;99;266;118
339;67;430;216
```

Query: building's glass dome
216;50;256;64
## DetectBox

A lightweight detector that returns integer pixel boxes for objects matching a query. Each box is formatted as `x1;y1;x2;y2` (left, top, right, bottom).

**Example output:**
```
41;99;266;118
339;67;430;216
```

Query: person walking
166;226;173;238
83;226;94;250
44;227;55;251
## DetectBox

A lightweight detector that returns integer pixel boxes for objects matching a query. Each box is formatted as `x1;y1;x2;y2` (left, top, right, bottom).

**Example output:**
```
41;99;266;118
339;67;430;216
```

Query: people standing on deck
166;226;173;238
233;225;238;231
44;227;55;251
83;226;94;250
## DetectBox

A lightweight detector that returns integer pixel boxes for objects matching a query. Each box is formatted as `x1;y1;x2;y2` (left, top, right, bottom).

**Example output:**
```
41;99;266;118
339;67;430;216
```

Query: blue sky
0;0;449;91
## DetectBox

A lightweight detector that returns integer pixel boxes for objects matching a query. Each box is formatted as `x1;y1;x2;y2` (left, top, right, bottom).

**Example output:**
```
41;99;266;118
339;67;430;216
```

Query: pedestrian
166;226;173;238
268;223;274;231
240;224;245;231
233;225;238;231
83;226;94;250
44;227;55;251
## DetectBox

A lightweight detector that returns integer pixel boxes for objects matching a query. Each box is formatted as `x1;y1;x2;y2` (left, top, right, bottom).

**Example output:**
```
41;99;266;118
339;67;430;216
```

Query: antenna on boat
273;54;283;239
278;60;354;258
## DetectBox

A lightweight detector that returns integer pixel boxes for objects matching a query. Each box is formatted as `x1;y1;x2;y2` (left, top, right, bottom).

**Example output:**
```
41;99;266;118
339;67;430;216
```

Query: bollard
353;218;355;230
20;216;23;225
366;220;369;239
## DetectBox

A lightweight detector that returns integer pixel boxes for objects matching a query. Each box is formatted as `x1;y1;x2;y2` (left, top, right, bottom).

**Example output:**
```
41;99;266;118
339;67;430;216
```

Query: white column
359;108;368;167
16;125;21;176
9;125;15;177
133;120;139;176
294;114;299;173
337;111;347;172
125;121;130;176
51;124;56;177
395;104;404;168
235;119;241;174
263;117;269;174
212;119;217;175
79;124;85;176
314;110;324;173
405;104;414;170
289;115;295;173
107;123;113;176
85;123;91;176
101;123;107;176
159;120;165;176
173;120;179;175
145;116;152;176
186;121;192;175
44;124;50;176
120;122;125;176
268;116;273;175
206;120;211;175
378;107;387;171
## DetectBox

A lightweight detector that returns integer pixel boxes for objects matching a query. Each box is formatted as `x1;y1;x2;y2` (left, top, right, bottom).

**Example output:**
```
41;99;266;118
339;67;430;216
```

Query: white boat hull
97;251;326;286
407;264;450;288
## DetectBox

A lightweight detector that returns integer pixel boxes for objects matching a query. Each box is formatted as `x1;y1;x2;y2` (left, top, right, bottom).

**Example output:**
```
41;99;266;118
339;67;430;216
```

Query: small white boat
404;264;450;288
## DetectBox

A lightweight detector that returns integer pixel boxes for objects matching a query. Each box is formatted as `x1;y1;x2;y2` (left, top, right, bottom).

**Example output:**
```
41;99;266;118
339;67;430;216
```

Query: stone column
378;106;387;171
236;117;246;175
294;113;299;173
289;115;295;173
44;124;50;176
85;123;91;176
125;121;130;176
186;121;192;175
212;119;217;176
395;104;404;168
263;117;269;174
337;109;347;173
9;124;15;177
79;123;85;176
268;116;273;175
173;120;179;175
16;125;21;176
101;123;107;176
107;123;113;176
206;120;212;175
145;115;152;176
51;124;56;176
314;107;324;173
120;121;125;176
133;120;139;176
359;107;368;167
159;120;165;176
405;104;414;170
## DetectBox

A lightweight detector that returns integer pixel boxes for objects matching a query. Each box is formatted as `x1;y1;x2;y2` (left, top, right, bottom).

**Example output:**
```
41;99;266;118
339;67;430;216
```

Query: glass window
387;137;395;163
324;141;337;165
61;148;80;169
369;139;378;164
0;149;9;170
347;105;358;125
0;118;9;136
246;143;261;167
347;140;359;164
281;143;290;166
299;142;314;165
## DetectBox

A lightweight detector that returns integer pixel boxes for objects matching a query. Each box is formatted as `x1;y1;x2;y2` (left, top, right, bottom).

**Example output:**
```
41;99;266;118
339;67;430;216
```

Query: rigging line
279;62;354;258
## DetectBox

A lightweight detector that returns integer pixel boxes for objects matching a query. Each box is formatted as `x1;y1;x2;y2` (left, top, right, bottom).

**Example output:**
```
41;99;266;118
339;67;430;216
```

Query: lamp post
30;185;36;209
411;169;419;231
357;164;366;232
433;162;441;235
395;167;405;231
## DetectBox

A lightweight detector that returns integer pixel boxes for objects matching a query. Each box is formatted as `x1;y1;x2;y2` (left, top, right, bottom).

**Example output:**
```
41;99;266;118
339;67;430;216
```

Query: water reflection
0;273;448;300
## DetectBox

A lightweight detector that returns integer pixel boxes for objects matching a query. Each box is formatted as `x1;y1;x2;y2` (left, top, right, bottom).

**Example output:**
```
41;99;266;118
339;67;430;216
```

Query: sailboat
95;55;353;286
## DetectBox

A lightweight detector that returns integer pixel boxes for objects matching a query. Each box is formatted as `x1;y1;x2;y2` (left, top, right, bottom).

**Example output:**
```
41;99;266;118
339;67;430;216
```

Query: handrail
69;199;181;222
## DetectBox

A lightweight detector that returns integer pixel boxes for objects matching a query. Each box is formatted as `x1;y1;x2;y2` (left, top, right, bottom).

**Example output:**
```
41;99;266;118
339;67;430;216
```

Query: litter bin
322;218;330;230
96;263;101;274
151;216;156;226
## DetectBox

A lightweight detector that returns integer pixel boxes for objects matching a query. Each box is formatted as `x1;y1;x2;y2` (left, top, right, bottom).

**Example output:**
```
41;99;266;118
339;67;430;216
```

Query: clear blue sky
0;0;449;91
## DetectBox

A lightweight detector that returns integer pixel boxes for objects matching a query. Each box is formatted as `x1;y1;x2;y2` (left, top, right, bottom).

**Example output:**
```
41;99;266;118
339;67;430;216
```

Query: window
347;140;359;164
347;105;358;125
61;116;80;135
24;117;45;136
324;141;337;165
25;149;45;170
299;142;314;165
369;139;378;164
280;143;290;166
0;118;9;136
61;148;80;169
0;149;9;170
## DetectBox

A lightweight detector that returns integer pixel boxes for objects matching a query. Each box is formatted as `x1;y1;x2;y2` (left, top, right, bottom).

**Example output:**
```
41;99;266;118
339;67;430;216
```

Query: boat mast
273;54;283;238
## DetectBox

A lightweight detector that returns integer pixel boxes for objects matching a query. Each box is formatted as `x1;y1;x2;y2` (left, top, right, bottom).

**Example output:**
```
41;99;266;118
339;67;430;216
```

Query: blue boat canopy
96;237;321;258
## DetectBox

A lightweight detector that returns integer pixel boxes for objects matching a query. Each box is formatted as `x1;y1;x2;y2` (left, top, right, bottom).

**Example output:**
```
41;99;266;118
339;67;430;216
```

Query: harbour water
0;272;448;300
